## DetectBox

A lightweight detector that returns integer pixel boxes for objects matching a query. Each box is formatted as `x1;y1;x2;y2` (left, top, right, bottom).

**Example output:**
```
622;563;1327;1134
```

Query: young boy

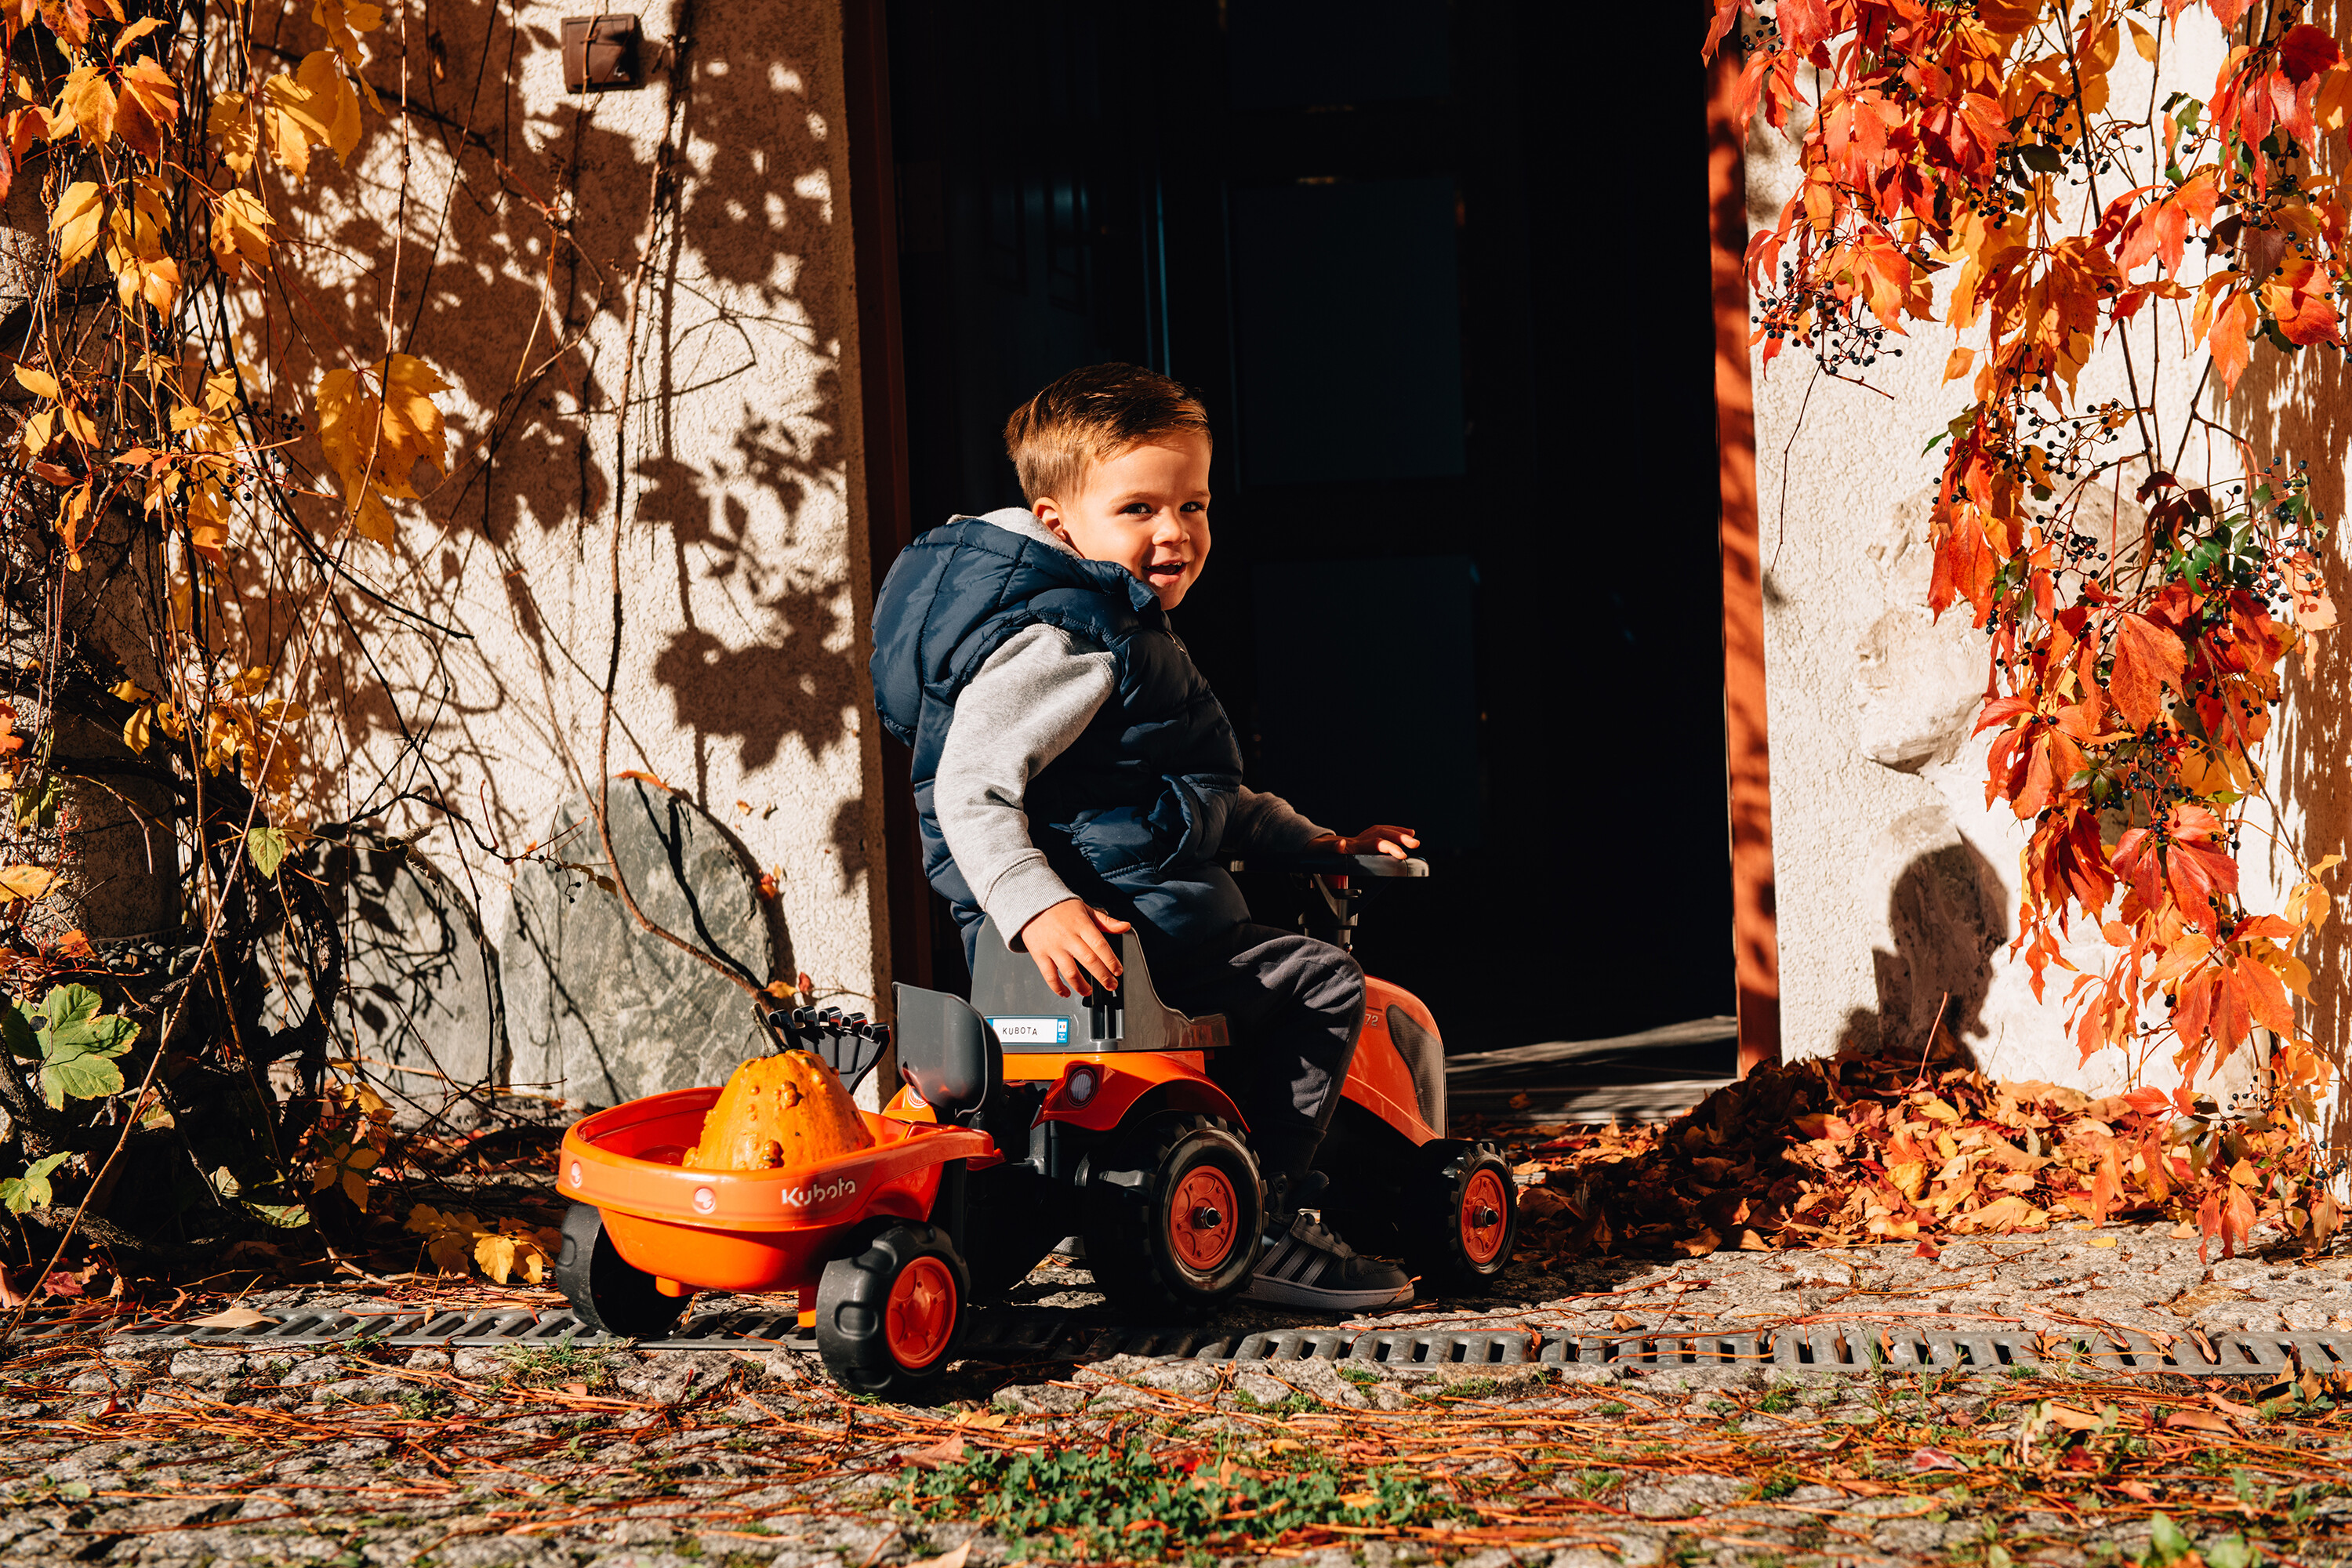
868;362;1419;1311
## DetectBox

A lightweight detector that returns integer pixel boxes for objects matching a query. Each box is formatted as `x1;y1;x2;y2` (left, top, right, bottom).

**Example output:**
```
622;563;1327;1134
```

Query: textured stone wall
1745;14;2326;1100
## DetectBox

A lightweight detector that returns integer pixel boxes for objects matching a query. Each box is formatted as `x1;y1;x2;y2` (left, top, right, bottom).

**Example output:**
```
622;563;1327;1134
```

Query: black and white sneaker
1242;1177;1414;1312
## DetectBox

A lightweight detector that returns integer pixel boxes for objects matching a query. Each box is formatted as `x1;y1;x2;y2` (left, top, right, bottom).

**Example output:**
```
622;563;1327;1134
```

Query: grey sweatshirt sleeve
934;625;1117;948
1221;785;1332;855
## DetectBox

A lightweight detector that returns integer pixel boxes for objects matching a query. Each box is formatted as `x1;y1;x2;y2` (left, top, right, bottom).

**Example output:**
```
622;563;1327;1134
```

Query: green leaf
2147;1514;2192;1566
0;1152;71;1214
0;1000;37;1061
243;1201;310;1229
2206;1534;2260;1568
32;983;138;1109
13;775;60;832
246;825;289;880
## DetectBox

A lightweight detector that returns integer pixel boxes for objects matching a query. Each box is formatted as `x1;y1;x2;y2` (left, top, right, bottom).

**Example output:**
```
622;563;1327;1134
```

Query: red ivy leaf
2278;24;2339;84
2107;613;2187;728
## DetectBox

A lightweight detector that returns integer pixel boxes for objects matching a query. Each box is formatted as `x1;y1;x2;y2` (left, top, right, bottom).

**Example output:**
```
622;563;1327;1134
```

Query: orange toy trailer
886;851;1518;1319
553;1011;1001;1397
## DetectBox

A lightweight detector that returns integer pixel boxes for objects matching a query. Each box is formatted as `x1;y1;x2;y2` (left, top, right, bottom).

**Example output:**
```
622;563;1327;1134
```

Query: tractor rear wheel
814;1222;968;1399
554;1203;691;1339
1082;1115;1261;1318
1403;1140;1516;1294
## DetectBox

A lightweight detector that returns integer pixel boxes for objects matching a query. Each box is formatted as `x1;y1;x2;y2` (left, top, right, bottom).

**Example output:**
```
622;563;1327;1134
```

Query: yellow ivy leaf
0;864;58;902
19;407;56;457
209;188;274;279
113;58;180;162
56;64;115;147
256;65;331;178
109;14;162;56
424;1230;474;1272
473;1229;519;1284
108;680;151;702
312;0;385;91
56;481;92;568
51;181;103;271
318;355;452;543
58;402;96;445
122;703;152;753
13;364;58;400
187;478;230;561
209;91;258;176
106;179;178;315
292;49;360;165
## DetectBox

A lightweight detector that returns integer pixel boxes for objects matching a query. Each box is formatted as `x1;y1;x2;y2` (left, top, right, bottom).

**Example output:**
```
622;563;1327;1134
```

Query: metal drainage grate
12;1308;2348;1377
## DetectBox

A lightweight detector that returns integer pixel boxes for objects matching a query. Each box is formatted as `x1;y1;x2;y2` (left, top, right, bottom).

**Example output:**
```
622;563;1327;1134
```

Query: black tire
814;1222;968;1399
554;1203;691;1339
1082;1115;1261;1318
1403;1140;1517;1294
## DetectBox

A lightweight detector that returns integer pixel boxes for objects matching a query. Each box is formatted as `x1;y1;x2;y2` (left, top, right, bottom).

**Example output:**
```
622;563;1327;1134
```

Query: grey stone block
502;779;789;1106
310;833;504;1123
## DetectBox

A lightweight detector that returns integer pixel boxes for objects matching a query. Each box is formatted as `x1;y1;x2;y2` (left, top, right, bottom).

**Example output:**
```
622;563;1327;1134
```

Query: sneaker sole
1242;1276;1414;1311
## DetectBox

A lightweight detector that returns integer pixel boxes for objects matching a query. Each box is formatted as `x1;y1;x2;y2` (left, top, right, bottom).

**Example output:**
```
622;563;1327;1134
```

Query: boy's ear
1033;495;1074;544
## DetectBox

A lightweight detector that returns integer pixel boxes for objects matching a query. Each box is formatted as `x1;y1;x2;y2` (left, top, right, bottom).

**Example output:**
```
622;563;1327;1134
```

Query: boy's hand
1018;898;1132;997
1312;826;1421;860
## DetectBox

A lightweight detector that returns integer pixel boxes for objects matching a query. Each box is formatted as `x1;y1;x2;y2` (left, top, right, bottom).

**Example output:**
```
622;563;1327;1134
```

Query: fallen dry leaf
2043;1403;2104;1431
2165;1409;2234;1433
902;1435;966;1469
2209;1392;2263;1420
186;1306;275;1330
906;1542;971;1568
1610;1313;1645;1332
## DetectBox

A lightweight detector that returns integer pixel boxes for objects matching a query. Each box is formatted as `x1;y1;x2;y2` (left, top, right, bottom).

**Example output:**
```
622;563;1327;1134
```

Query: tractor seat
894;919;1229;1122
967;917;1229;1054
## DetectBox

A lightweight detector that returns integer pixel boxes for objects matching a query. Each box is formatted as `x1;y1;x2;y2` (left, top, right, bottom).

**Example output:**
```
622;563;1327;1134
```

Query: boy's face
1034;435;1212;610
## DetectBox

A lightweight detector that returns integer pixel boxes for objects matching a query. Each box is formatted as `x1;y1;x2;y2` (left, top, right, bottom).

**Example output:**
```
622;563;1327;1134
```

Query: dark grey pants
1149;922;1364;1181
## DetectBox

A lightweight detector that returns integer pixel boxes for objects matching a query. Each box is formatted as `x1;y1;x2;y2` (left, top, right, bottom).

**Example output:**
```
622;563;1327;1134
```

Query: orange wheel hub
1168;1166;1239;1272
884;1255;957;1370
1461;1168;1508;1265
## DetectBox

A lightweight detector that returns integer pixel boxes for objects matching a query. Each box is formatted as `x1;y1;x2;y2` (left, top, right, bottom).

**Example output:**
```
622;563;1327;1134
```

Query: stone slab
500;778;787;1107
312;833;503;1124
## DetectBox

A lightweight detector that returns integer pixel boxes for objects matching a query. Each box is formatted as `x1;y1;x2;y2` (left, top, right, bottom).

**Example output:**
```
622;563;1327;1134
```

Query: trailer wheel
554;1203;691;1339
1403;1140;1517;1294
1083;1115;1261;1318
815;1222;967;1399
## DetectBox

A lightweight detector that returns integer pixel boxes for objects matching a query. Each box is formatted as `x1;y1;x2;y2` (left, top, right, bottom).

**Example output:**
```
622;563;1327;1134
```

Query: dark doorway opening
879;0;1730;1049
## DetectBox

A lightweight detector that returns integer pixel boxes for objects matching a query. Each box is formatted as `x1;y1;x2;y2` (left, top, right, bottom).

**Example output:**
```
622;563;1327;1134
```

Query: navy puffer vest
869;517;1248;962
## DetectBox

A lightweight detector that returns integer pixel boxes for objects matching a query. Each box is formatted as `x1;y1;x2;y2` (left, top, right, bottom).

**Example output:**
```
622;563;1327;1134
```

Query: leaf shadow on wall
2232;307;2352;1148
252;0;859;846
1838;839;2004;1073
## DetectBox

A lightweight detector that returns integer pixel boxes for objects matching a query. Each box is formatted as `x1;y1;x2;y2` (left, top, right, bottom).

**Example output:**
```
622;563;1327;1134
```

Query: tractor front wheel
554;1203;691;1339
815;1223;968;1399
1403;1140;1517;1294
1083;1115;1261;1318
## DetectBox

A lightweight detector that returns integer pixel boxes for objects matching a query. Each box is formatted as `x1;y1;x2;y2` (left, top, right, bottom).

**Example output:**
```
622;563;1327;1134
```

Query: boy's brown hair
1003;363;1210;504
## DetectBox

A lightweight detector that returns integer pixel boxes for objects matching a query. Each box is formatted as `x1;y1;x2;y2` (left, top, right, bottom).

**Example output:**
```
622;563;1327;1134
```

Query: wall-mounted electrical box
563;14;641;92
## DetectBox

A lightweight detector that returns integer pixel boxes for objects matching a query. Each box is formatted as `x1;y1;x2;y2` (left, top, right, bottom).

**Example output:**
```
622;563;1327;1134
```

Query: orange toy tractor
553;851;1517;1396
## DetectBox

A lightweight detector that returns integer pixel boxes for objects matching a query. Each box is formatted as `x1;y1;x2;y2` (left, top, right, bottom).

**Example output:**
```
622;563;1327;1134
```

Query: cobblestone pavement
5;1219;2351;1567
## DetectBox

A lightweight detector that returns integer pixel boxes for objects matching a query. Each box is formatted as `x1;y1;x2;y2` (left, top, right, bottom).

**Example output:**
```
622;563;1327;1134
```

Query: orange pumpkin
682;1051;873;1171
